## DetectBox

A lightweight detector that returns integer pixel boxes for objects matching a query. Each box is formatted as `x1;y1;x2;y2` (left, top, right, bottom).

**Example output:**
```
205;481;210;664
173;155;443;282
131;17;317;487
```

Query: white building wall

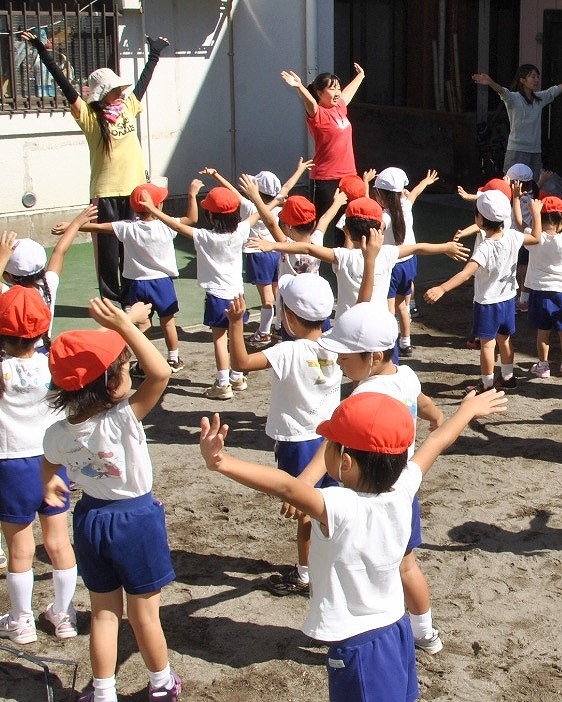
1;0;333;235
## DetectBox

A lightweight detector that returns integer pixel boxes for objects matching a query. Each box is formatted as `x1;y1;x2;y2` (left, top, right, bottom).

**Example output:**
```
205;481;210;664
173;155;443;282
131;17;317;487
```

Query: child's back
112;218;179;280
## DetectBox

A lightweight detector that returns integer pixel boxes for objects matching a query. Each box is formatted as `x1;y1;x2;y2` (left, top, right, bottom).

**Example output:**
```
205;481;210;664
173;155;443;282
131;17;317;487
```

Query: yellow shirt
75;93;147;198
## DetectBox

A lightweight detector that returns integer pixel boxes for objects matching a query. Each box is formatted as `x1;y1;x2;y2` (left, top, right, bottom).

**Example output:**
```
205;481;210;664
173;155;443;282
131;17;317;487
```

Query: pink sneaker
148;671;182;701
0;612;37;644
77;693;94;702
44;603;78;639
530;362;550;379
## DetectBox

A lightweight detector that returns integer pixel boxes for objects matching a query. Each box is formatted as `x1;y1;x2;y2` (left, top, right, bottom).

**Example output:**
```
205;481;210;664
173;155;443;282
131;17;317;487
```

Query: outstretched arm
47;204;98;275
522;198;543;246
357;228;384;303
181;178;203;225
424;260;479;303
199;167;241;199
238;174;285;241
453;224;480;241
281;70;318;116
140;191;194;238
340;63;365;105
399;240;471;261
316;189;348;234
407;170;439;204
278;157;315;199
472;73;505;96
133;36;169;100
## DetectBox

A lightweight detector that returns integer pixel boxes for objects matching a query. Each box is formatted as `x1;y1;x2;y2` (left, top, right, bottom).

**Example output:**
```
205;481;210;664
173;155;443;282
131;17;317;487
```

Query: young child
42;297;179;702
523;195;562;377
54;182;197;374
225;274;342;596
373;167;439;356
424;191;542;392
199;389;508;702
318;302;444;653
0;286;77;645
140;182;266;399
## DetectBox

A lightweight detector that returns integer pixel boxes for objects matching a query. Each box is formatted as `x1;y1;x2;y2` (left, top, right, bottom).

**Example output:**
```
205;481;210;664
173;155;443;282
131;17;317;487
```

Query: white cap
5;239;47;277
278;273;334;321
319;303;398;353
476;190;512;223
87;68;131;103
505;163;533;182
251;171;281;197
374;167;409;192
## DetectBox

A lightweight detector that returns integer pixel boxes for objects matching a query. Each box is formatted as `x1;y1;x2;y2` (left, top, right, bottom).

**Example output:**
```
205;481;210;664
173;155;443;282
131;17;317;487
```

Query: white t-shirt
43;400;153;500
382;197;415;262
278;229;323;277
352;366;420;458
0;352;58;458
240;197;281;253
471;229;524;304
112;218;179;280
500;86;562;152
192;221;251;298
302;461;423;642
262;338;342;441
524;231;562;292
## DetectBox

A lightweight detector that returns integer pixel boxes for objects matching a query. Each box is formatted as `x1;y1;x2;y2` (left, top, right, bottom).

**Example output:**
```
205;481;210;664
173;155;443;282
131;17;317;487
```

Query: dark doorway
542;10;562;173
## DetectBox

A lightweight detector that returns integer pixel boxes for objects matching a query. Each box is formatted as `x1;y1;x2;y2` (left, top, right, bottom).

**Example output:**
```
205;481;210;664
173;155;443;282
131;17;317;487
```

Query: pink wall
519;1;562;67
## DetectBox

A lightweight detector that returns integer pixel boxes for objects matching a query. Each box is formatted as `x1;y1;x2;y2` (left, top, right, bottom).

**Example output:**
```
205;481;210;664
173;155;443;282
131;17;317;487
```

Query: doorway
542;10;562;173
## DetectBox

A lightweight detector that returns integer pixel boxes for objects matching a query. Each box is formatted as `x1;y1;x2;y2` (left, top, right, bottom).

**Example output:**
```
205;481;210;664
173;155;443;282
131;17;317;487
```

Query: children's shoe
464;380;493;396
230;376;248;392
0;549;7;569
399;345;413;357
466;337;480;350
44;603;77;639
248;330;272;346
130;361;146;379
205;382;234;400
266;566;310;597
414;629;443;655
0;613;37;644
494;375;517;390
77;692;94;702
148;671;182;701
167;358;185;373
530;362;550;379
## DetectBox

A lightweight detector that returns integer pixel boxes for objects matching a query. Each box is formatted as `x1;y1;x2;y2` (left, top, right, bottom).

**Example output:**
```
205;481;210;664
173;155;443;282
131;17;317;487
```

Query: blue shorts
0;457;70;523
73;492;175;595
276;438;337;488
406;493;422;552
327;614;419;702
528;290;562;331
472;298;516;340
204;293;249;329
388;256;417;298
245;251;281;285
127;277;179;318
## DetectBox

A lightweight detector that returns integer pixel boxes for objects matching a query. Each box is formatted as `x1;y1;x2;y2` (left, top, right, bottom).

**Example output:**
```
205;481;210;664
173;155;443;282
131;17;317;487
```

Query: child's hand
200;413;229;470
189;178;204;196
73;203;98;227
361;228;384;259
246;238;275;252
457;185;472;200
363;168;377;183
51;221;70;235
139;190;157;212
422;169;439;187
225;294;247;324
445;240;470;261
333;188;348;208
281;70;302;88
199;167;218;177
43;474;69;508
538;169;553;188
0;231;17;260
127;301;152;325
530;198;544;215
88;297;130;332
296;157;315;173
238;173;261;202
461;387;508;418
424;285;445;304
452;229;463;242
428;410;444;432
511;180;524;198
280;501;304;520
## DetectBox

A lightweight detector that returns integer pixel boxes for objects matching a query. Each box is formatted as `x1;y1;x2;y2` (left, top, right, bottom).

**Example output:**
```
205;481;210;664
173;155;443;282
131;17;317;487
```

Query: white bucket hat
87;68;131;103
251;171;281;198
374;167;409;192
505;163;533;182
319;303;398;353
476;190;512;223
278;273;334;321
5;239;47;277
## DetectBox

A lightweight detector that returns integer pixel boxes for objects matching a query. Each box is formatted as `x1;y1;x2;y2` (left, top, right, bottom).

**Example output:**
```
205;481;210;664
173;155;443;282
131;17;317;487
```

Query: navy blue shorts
128;277;179;318
73;492;175;595
388;256;417;298
528;290;562;331
245;251;280;285
204;293;249;329
472;298;516;340
276;438;337;488
0;456;70;523
406;493;422;551
327;614;419;702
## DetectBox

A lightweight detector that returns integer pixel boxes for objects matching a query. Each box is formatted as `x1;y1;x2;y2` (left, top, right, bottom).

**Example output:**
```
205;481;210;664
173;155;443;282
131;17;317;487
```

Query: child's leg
297;515;312;575
39;512;77;618
396;293;412;353
257;283;275;335
126;590;168;673
89;589;123;680
211;327;230;383
478;337;497;387
536;328;551;363
0;531;6;568
1;522;35;619
160;314;179;356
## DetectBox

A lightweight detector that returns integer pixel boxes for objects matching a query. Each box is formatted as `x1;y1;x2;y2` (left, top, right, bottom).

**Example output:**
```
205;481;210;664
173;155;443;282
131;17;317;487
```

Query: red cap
130;183;169;213
0;286;51;338
279;195;316;226
49;329;126;391
540;195;562;213
200;187;240;214
345;197;383;222
478;178;512;201
338;175;365;201
317;392;414;454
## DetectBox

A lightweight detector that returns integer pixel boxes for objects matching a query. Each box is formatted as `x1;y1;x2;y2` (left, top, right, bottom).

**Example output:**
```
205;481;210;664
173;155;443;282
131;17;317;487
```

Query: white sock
296;564;309;583
501;364;514;380
53;565;77;615
93;676;117;702
148;664;173;690
519;291;530;303
409;609;434;639
217;370;230;387
168;348;179;362
7;569;34;619
400;336;411;348
230;370;244;383
481;374;494;388
259;307;274;334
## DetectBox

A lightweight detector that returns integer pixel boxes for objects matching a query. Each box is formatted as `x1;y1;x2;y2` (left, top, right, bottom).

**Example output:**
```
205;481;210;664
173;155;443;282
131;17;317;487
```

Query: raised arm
181;178;203;225
278;157;315;199
226;295;270;373
199;167;241;198
238;174;285;241
357;229;383;303
399;240;471;261
47;204;98;275
407;170;439;204
140;191;194;238
457;185;478;202
522;198;543;246
281;70;318;116
423;260;479;304
453;223;481;241
340;62;365;105
133;36;169;101
0;231;17;281
472;73;505;96
416;393;444;432
316;189;348;234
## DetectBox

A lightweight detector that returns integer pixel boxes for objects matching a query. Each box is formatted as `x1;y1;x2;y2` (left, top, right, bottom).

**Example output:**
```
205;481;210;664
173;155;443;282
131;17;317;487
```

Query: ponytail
377;190;406;245
90;101;113;156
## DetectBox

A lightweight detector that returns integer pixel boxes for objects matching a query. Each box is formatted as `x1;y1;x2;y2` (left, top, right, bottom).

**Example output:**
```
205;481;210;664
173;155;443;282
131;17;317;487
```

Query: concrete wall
519;0;562;67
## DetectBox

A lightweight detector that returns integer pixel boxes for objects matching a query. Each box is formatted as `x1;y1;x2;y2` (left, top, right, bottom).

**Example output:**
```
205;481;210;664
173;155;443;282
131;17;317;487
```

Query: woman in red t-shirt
281;65;365;222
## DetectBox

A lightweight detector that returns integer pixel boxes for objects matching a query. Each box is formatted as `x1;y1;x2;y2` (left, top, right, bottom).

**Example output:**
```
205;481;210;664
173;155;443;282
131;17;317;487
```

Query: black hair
90;100;113;156
541;211;562;228
336;441;408;494
50;347;131;419
0;334;46;399
9;269;52;310
474;206;503;232
520;180;539;198
260;192;275;205
509;64;541;105
287;220;317;236
345;216;382;242
207;210;242;234
307;73;340;103
374;189;406;244
359;348;394;363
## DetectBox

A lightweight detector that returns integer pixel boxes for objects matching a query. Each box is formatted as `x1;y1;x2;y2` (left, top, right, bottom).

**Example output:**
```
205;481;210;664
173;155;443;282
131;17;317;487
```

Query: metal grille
0;1;118;113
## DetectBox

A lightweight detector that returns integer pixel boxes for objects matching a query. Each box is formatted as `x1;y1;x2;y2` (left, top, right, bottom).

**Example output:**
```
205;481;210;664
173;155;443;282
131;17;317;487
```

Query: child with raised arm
226;274;342;596
425;192;543;392
42;297;179;702
200;389;507;702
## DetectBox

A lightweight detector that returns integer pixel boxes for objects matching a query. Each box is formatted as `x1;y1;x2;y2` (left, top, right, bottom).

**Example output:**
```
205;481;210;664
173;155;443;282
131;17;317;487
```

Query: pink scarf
102;102;124;124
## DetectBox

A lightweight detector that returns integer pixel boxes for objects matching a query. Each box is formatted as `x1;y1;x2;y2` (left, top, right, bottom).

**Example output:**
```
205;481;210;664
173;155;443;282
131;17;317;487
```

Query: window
0;1;118;113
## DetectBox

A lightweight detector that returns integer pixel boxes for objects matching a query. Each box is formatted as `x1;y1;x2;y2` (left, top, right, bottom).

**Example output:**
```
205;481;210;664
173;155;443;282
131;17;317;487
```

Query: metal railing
0;1;118;113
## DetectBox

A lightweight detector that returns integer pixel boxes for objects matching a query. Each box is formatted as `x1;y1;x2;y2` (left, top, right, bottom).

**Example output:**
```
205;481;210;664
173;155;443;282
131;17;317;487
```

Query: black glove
146;36;169;57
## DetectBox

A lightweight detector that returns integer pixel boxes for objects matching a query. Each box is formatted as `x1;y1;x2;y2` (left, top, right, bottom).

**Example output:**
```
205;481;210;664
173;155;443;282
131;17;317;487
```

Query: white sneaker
530;362;550;379
0;612;37;644
230;376;248;391
205;382;234;400
414;628;443;655
44;603;78;639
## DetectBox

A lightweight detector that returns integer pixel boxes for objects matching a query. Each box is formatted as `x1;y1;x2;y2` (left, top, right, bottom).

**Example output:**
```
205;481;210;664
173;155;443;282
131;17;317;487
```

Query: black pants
94;196;133;304
309;178;346;247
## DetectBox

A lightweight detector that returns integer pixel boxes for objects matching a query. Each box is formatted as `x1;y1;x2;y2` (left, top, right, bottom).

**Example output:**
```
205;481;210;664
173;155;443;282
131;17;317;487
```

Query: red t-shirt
306;99;357;180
